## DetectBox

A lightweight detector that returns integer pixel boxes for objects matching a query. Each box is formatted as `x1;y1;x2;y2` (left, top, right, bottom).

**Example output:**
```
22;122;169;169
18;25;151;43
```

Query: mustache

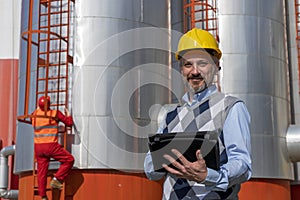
187;74;204;81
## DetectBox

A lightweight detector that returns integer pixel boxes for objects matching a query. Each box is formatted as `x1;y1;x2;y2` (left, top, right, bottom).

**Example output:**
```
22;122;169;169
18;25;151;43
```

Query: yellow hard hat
175;28;222;60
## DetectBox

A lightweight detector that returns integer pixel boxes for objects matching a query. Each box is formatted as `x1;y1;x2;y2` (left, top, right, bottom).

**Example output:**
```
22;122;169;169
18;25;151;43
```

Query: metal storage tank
15;0;179;199
218;0;294;199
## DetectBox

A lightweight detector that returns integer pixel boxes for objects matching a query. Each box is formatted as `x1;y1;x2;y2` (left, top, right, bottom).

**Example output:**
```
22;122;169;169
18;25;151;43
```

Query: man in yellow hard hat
144;28;252;199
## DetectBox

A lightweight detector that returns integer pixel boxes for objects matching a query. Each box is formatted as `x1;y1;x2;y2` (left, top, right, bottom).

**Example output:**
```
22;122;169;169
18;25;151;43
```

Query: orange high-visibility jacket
31;108;59;144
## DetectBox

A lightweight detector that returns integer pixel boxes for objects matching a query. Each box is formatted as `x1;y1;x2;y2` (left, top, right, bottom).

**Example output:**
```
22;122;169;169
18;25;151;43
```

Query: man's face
180;50;218;93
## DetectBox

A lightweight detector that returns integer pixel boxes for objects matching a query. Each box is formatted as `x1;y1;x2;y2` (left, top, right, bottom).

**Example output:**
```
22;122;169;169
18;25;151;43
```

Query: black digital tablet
148;131;220;172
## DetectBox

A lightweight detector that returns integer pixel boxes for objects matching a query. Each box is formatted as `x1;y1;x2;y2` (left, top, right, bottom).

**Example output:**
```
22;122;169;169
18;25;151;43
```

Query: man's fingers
171;149;189;165
163;154;183;170
162;163;183;176
64;108;71;116
163;154;176;163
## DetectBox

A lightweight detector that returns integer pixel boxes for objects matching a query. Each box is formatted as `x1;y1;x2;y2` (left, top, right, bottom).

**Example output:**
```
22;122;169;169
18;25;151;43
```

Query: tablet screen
148;131;220;172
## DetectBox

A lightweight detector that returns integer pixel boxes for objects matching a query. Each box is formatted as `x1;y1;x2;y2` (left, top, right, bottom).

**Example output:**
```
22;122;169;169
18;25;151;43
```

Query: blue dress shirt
144;85;252;198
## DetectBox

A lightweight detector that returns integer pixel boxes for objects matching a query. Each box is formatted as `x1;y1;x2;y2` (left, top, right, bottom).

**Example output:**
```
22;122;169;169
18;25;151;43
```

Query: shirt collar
182;85;217;106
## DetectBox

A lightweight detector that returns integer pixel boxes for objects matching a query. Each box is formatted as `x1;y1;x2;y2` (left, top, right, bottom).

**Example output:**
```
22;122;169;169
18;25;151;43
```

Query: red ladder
183;0;219;38
16;0;74;199
33;0;74;198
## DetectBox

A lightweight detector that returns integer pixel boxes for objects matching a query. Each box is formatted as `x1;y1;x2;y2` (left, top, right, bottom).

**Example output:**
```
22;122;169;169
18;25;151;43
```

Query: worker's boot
50;178;63;189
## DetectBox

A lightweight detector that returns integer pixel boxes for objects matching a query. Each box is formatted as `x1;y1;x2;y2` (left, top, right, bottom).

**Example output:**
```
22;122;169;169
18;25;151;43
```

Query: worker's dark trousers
35;142;75;197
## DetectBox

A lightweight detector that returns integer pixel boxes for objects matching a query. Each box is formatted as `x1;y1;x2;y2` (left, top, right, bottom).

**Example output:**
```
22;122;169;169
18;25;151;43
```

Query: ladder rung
37;92;67;97
37;89;67;94
40;0;68;6
38;32;69;43
40;37;68;42
40;23;69;29
38;63;68;67
39;49;68;55
41;0;67;3
37;76;67;81
40;1;49;6
34;190;39;196
40;10;69;16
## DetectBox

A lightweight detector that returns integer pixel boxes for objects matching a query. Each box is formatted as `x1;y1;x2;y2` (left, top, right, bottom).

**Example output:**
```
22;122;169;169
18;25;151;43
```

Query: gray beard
185;80;207;101
181;73;215;101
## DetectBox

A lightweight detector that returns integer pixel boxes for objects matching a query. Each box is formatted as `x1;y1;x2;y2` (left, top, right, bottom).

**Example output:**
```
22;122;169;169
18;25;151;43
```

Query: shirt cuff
204;168;220;186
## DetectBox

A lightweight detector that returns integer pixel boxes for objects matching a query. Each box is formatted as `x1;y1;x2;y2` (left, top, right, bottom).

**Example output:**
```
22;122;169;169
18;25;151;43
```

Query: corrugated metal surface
219;0;293;179
72;0;171;170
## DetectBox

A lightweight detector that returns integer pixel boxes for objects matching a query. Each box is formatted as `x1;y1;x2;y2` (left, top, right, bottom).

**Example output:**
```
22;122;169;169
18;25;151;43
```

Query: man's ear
215;61;221;71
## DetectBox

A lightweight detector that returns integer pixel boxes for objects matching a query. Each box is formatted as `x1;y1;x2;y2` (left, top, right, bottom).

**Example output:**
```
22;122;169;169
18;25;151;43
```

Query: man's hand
162;149;207;183
64;108;71;117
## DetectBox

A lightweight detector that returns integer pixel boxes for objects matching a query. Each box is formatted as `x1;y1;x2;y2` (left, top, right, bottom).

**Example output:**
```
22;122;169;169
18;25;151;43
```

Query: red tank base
239;178;291;200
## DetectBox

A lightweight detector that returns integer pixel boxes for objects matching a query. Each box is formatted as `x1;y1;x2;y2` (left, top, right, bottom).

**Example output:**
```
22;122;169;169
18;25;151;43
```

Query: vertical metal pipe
0;155;8;190
0;145;18;199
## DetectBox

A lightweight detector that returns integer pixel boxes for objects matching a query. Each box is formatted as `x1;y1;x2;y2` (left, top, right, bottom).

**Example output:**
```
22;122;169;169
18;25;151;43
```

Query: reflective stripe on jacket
32;108;58;143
